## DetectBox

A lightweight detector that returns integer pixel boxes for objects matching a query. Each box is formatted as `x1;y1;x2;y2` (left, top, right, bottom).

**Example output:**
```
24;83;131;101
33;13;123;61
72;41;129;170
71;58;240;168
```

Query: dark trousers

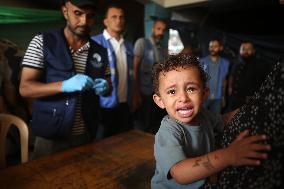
100;103;132;138
33;132;91;159
134;94;166;134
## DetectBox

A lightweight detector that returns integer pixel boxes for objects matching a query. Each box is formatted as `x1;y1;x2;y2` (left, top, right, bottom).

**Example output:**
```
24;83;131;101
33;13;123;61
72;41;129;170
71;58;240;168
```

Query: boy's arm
170;130;270;185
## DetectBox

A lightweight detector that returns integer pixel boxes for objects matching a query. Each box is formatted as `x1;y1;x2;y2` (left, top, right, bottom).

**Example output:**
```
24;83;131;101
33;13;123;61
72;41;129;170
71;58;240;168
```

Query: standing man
227;42;271;110
200;39;230;113
92;3;133;137
133;19;167;134
20;0;111;158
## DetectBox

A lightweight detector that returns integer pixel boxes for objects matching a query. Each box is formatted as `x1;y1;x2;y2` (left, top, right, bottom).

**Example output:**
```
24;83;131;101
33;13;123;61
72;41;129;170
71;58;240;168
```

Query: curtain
0;6;63;24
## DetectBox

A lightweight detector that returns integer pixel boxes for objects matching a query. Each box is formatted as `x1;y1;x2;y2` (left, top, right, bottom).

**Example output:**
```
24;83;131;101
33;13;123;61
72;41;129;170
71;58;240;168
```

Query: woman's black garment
201;61;284;189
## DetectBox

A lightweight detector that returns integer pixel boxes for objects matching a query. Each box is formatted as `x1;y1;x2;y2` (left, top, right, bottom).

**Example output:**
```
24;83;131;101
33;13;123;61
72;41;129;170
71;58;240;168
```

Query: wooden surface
0;130;155;189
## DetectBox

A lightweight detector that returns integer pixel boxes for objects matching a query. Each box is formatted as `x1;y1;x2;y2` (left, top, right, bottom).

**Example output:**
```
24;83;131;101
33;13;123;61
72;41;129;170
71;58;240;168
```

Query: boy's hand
225;130;271;167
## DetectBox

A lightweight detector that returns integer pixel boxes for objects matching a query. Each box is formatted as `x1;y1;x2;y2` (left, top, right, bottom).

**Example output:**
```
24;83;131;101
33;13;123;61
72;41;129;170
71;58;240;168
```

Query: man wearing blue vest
92;3;133;137
133;19;167;134
19;0;111;158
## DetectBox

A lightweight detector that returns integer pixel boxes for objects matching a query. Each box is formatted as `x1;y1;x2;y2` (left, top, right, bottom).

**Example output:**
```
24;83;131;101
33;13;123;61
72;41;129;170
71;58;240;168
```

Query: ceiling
167;0;284;35
2;0;284;34
2;0;283;14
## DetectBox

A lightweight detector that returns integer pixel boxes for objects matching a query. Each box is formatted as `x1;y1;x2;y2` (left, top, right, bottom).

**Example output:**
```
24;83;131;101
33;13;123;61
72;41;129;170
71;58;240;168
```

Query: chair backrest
0;113;29;168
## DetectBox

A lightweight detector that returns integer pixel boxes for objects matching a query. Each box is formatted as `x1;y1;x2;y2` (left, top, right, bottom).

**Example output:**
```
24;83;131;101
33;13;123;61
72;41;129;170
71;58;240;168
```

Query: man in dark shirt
20;0;111;158
227;42;271;110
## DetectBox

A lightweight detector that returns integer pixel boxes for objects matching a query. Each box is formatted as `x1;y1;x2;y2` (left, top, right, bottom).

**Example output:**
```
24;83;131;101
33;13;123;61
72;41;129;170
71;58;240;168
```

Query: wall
0;0;144;48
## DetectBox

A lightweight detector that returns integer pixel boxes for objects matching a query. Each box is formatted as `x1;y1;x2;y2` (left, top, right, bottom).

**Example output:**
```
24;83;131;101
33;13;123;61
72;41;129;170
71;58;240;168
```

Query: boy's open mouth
177;107;194;117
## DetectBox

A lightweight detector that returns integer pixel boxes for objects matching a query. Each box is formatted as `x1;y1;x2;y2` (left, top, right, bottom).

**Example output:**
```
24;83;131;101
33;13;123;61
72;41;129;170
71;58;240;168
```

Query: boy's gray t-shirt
151;108;223;189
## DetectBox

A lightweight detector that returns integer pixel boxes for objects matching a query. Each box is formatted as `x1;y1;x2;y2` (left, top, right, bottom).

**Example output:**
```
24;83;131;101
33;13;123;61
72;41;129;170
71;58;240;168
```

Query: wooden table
0;130;155;189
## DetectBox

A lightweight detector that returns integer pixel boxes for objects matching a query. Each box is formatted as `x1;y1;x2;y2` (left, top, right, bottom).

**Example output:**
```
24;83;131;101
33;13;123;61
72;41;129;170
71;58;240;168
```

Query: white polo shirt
103;29;128;103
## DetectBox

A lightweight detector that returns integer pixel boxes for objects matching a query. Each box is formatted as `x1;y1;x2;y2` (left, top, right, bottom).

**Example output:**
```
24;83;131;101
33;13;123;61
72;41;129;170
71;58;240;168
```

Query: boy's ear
153;94;165;109
203;87;210;101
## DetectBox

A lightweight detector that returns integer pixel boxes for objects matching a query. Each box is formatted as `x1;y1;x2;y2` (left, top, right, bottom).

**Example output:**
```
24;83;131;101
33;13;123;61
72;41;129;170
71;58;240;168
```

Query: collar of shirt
70;41;90;54
149;36;162;47
103;29;124;45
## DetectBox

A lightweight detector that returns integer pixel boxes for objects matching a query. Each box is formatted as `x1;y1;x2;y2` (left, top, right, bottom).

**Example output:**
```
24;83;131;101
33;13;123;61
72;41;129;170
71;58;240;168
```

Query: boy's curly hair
152;54;209;95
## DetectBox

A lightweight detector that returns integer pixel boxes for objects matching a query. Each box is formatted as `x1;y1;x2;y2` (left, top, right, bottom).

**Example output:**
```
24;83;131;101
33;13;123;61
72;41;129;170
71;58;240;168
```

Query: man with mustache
200;39;230;114
19;0;111;158
133;19;167;134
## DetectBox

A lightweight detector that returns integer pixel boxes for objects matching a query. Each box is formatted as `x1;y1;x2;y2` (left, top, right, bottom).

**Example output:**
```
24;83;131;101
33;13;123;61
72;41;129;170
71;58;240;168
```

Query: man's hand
131;88;142;112
93;78;109;95
61;74;93;93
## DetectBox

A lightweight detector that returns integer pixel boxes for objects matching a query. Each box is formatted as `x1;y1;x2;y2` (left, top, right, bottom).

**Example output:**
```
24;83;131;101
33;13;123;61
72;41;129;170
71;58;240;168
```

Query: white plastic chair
0;113;29;168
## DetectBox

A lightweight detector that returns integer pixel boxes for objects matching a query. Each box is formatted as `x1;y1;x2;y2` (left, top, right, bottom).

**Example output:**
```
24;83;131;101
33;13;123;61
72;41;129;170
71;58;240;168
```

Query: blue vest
92;33;133;108
31;29;109;139
139;38;156;95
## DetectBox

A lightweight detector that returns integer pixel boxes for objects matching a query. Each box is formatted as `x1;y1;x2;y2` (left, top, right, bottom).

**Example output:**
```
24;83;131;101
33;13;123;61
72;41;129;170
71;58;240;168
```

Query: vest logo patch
90;53;103;68
110;68;116;75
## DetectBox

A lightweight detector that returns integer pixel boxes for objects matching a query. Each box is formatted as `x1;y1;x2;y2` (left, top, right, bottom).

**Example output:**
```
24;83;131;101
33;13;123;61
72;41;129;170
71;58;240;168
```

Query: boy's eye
187;87;196;93
167;89;176;95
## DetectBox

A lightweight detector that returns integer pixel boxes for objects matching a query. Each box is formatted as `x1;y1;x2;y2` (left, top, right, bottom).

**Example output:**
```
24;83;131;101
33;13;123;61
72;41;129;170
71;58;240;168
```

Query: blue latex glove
93;78;108;95
61;74;94;93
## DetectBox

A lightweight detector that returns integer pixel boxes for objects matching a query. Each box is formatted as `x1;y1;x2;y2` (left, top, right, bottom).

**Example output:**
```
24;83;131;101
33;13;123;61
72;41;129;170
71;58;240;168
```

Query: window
168;29;184;55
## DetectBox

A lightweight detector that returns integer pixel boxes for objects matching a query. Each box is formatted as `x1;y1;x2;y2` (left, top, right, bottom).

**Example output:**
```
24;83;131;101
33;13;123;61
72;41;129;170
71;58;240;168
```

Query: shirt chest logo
90;53;103;68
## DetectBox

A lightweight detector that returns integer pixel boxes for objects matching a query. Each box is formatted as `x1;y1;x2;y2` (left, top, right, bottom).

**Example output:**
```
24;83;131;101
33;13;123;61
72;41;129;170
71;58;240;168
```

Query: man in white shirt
92;3;134;137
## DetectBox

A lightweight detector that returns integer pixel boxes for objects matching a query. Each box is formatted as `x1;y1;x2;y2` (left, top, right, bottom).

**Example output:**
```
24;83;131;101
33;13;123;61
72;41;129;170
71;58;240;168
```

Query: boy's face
153;67;208;125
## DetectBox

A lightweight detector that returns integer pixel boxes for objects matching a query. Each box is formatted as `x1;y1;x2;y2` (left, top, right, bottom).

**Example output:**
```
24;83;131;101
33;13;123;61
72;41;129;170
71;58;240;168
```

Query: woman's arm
222;108;240;126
